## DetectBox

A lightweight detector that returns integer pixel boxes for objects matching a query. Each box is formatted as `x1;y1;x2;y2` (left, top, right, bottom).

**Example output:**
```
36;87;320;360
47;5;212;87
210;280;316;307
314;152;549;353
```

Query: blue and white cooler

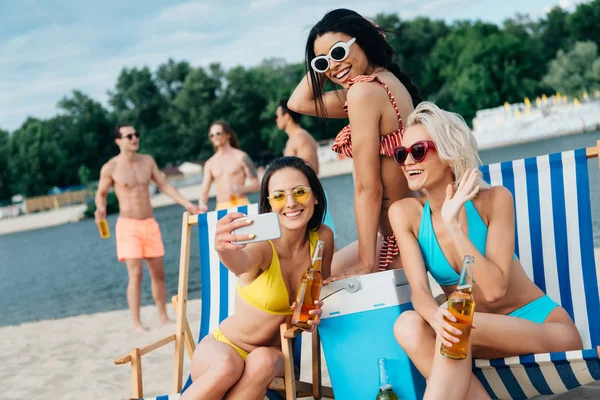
318;269;426;400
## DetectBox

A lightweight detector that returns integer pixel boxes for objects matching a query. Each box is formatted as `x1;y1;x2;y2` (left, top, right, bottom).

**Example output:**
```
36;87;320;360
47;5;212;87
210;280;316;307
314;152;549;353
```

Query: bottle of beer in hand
376;358;399;400
440;255;476;360
291;240;325;331
97;218;111;239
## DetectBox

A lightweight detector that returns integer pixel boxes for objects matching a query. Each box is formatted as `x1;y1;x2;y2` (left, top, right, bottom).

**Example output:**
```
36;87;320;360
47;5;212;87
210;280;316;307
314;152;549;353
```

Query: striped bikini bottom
379;233;399;271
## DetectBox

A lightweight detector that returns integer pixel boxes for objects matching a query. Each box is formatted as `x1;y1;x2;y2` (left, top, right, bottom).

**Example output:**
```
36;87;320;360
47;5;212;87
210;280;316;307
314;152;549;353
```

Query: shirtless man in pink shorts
95;124;200;332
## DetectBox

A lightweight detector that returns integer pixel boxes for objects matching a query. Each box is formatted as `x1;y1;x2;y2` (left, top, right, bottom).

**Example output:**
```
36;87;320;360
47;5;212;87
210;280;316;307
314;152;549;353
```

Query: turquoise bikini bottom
507;295;559;324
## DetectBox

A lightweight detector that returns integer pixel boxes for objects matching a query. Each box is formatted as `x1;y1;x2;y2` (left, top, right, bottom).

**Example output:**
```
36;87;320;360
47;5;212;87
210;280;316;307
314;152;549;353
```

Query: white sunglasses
310;37;356;73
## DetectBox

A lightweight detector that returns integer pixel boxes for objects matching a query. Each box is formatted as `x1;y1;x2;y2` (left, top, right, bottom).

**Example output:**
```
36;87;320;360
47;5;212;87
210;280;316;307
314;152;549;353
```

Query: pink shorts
115;217;165;262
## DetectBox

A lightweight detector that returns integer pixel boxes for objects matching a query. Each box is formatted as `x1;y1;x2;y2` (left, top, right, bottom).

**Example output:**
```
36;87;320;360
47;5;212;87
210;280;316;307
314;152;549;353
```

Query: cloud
249;0;288;10
153;1;212;23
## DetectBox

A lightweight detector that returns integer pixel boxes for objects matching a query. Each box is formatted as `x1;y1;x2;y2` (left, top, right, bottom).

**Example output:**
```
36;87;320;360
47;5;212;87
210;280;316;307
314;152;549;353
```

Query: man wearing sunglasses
198;120;261;212
95;124;201;332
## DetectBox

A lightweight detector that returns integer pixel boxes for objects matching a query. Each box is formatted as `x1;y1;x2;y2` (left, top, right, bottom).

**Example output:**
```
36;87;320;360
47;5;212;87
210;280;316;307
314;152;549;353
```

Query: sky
0;0;590;132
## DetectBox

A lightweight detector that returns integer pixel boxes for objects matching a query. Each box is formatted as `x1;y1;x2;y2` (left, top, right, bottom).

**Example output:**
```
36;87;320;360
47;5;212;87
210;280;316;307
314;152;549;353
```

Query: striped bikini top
331;75;404;159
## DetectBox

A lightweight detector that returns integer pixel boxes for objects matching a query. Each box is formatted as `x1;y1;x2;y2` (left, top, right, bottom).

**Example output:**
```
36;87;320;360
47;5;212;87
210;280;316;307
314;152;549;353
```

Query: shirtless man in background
198;120;260;212
95;124;200;332
276;98;338;243
276;98;320;174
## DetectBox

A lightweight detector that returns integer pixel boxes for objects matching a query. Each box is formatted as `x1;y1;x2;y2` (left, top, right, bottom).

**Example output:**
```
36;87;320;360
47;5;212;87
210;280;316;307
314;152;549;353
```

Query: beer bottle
440;255;476;360
97;218;111;239
375;358;399;400
291;240;324;331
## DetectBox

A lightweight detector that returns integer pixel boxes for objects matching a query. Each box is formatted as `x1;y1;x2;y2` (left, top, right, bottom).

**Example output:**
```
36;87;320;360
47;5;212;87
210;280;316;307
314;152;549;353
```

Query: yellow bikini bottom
213;328;249;360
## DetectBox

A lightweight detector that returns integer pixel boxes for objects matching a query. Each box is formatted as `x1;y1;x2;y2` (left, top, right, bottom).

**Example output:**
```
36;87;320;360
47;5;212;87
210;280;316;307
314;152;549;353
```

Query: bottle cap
379;384;392;391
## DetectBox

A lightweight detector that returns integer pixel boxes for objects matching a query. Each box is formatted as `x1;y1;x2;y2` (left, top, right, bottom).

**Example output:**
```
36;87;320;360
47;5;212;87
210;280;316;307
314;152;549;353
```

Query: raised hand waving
441;168;481;226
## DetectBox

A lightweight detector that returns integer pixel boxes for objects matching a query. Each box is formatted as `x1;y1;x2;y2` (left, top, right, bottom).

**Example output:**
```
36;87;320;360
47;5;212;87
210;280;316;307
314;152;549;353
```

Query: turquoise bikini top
418;200;516;286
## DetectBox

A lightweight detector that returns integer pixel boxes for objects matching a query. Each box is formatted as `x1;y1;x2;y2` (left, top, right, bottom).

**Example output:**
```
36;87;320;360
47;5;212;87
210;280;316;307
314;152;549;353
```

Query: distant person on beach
198;121;260;212
183;156;333;400
95;124;201;332
276;98;338;242
276;98;320;174
288;9;422;280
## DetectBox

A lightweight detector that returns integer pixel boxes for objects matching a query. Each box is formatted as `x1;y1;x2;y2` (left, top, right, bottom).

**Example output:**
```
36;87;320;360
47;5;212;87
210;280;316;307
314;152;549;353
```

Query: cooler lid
320;269;412;319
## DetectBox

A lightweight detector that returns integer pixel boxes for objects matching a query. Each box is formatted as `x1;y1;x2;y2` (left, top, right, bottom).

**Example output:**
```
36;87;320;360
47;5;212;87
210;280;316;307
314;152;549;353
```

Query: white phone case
232;212;282;245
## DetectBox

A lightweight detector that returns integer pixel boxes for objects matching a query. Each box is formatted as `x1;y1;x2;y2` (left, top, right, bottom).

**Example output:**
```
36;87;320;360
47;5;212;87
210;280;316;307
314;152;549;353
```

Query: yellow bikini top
237;230;320;315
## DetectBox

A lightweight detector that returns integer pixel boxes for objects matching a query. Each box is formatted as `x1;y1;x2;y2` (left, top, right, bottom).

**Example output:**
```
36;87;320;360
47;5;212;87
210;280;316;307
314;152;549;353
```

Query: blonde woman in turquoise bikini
181;156;334;400
389;102;583;399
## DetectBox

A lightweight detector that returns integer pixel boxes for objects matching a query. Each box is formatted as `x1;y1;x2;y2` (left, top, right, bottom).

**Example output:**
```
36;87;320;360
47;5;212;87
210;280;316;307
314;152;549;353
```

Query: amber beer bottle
291;240;325;331
97;218;111;239
440;255;476;360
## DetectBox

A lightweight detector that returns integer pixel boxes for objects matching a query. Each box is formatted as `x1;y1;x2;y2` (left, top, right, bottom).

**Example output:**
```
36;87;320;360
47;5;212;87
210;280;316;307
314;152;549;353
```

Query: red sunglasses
392;140;436;166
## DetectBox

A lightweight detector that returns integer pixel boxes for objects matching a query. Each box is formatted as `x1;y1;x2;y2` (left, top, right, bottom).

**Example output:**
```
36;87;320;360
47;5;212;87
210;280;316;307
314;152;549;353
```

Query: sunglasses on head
209;131;223;138
392;140;436;166
267;185;312;209
311;37;356;73
122;132;140;140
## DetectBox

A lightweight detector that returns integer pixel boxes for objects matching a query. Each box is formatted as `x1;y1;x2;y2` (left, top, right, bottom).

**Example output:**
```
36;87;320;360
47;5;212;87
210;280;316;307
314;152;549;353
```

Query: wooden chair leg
172;295;196;360
130;348;143;399
280;323;297;400
312;328;322;399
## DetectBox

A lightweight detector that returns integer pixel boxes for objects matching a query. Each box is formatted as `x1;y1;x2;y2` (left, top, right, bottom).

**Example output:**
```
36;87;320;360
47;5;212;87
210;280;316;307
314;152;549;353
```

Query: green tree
542;41;600;96
108;67;174;165
52;91;115;185
78;165;92;185
538;7;571;64
8;118;65;197
156;59;192;103
169;64;224;161
375;14;450;95
568;0;600;47
0;129;12;201
424;21;544;122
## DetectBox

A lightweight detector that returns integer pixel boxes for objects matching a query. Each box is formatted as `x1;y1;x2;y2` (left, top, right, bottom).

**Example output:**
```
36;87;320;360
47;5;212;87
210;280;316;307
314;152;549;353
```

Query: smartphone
232;212;281;245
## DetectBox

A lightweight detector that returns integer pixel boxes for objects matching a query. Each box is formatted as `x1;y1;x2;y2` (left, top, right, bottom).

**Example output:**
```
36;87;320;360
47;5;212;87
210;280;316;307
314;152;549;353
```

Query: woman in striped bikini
288;8;422;278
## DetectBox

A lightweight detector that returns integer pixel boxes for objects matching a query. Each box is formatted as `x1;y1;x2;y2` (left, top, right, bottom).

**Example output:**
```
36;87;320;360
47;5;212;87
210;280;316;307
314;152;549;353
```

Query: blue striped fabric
475;149;600;399
140;204;296;400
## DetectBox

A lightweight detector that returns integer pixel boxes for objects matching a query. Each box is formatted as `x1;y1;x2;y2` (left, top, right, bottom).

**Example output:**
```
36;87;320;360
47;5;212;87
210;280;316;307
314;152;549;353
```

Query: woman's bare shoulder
475;186;514;220
389;197;425;228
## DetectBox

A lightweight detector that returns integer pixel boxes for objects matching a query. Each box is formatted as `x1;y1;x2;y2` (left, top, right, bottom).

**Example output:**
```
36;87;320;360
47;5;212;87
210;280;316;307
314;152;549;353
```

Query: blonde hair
406;102;489;189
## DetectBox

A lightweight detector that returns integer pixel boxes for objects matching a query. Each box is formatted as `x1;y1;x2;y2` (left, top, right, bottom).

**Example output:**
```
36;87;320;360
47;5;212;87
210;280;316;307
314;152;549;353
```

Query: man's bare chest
211;157;244;178
112;164;152;188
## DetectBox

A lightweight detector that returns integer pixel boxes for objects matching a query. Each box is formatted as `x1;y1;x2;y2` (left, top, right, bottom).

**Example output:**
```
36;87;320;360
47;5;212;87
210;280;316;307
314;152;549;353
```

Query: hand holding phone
232;212;281;245
214;212;281;251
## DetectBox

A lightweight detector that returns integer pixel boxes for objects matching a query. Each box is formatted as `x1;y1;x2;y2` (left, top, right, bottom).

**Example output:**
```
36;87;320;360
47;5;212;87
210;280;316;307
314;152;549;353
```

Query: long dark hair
306;8;422;119
259;156;326;233
210;120;240;149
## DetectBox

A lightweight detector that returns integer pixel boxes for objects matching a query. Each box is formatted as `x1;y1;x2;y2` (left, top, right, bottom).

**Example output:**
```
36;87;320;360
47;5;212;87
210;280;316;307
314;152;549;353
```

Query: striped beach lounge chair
114;203;333;400
471;145;600;399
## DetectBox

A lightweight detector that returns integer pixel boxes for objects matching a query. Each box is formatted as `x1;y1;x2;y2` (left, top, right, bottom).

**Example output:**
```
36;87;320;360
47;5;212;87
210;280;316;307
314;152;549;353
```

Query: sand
0;299;334;400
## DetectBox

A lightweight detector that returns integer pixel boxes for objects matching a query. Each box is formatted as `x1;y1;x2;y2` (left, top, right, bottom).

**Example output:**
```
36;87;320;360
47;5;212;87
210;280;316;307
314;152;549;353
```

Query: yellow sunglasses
267;185;312;209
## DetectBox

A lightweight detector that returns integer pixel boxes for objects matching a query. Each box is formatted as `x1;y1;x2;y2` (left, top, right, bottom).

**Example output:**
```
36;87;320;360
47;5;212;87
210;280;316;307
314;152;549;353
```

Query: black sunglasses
121;132;140;140
392;140;436;166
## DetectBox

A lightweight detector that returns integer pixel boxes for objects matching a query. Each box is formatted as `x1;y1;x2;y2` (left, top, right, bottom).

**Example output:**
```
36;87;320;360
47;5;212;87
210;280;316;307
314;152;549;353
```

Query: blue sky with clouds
0;0;588;131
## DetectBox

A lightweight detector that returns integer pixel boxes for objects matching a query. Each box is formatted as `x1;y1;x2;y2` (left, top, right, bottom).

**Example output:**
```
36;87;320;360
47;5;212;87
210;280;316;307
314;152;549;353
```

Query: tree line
1;1;599;202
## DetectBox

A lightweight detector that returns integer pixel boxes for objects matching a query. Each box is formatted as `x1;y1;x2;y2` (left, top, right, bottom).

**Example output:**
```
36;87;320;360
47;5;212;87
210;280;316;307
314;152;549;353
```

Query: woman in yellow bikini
181;156;334;400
